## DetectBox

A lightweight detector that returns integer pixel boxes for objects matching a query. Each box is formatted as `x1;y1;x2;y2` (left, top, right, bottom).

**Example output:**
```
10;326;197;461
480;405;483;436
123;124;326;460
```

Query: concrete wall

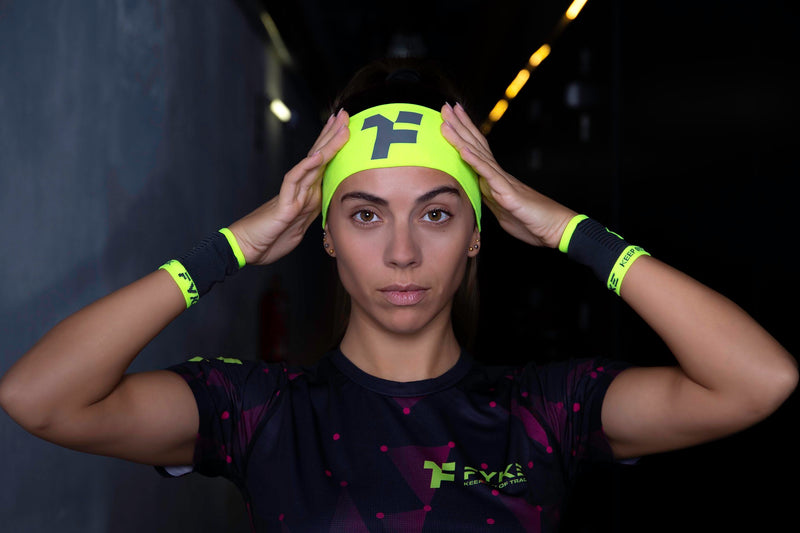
0;1;322;530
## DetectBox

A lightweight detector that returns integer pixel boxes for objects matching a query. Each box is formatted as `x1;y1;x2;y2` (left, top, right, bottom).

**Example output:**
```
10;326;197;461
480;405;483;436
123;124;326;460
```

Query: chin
369;301;452;337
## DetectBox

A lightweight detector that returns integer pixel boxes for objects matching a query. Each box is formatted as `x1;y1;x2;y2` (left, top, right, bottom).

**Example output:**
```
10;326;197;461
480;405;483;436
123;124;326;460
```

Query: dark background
1;1;797;531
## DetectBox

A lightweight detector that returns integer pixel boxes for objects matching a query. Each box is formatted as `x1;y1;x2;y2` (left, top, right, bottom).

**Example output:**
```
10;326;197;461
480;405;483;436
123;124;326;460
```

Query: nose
383;221;421;269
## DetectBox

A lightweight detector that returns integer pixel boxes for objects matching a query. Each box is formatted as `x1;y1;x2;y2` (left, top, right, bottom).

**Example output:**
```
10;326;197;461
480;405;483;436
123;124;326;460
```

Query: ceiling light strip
481;0;589;134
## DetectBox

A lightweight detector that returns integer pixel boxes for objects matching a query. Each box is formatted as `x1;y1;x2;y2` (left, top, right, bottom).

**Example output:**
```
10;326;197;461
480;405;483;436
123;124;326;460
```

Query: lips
379;284;429;306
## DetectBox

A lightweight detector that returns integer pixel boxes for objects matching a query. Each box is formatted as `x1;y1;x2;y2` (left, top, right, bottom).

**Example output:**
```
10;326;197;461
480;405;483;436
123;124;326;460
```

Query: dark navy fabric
162;350;629;532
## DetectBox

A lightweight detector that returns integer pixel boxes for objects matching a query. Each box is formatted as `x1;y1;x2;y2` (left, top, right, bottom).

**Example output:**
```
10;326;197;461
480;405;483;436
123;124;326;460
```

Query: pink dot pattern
176;350;626;532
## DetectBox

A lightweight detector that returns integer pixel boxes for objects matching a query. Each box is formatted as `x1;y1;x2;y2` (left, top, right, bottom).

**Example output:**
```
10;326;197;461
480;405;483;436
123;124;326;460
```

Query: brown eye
354;210;379;224
422;209;451;223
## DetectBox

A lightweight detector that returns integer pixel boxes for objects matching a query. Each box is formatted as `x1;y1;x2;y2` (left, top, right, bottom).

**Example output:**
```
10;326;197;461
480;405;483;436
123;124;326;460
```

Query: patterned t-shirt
161;350;629;532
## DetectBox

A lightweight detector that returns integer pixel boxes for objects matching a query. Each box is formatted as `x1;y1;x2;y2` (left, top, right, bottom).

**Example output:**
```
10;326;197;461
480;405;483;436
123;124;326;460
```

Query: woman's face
326;166;479;336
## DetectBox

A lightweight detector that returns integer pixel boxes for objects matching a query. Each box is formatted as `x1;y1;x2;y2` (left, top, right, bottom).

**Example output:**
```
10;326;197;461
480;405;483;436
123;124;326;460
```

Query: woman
0;59;796;532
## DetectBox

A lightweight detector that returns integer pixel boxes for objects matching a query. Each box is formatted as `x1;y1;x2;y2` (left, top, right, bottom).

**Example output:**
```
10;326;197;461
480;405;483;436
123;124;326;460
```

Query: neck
339;305;461;382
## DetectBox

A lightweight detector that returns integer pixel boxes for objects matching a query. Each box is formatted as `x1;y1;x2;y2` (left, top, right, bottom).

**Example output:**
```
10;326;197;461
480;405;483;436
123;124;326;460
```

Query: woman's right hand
228;109;350;266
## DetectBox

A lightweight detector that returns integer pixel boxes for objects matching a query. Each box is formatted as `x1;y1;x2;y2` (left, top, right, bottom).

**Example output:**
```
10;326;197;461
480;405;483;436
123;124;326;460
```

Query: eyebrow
340;186;461;206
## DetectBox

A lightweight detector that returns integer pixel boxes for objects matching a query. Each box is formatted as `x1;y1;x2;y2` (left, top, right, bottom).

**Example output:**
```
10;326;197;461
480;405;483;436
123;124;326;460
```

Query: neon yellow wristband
558;214;589;253
218;228;246;268
159;259;199;308
606;245;650;296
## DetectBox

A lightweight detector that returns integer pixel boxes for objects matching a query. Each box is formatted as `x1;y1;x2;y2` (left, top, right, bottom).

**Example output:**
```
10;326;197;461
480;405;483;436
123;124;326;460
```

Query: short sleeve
520;358;631;481
158;356;288;484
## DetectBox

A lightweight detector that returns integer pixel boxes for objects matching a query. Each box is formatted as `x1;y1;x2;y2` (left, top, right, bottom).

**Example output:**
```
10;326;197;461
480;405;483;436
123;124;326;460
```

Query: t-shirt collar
329;348;473;397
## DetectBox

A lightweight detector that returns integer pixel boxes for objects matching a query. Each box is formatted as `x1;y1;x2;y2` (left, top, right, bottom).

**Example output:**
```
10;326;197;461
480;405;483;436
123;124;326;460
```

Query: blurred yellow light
488;99;509;123
566;0;588;20
528;44;551;67
505;69;530;99
270;99;292;123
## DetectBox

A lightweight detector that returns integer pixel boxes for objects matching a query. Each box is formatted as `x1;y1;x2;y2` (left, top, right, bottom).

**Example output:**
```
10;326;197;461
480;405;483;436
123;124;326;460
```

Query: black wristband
177;231;240;298
567;218;630;282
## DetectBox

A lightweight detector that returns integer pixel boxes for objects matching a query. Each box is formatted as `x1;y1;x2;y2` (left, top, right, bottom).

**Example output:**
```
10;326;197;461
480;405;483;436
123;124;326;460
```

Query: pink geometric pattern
330;489;370;533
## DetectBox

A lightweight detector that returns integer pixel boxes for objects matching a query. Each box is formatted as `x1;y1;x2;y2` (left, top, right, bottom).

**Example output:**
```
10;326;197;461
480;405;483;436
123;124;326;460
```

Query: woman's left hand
440;102;576;248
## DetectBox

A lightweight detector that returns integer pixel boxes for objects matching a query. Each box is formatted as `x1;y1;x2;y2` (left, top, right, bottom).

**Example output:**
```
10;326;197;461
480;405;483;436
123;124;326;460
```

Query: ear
467;226;481;258
323;223;336;257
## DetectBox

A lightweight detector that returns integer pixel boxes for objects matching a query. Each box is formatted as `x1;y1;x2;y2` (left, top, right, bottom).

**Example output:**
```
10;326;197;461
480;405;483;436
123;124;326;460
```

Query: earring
468;240;480;252
323;233;335;256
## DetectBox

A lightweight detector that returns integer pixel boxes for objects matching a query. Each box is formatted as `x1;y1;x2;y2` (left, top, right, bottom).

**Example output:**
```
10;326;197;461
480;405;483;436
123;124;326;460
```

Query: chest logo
423;460;527;490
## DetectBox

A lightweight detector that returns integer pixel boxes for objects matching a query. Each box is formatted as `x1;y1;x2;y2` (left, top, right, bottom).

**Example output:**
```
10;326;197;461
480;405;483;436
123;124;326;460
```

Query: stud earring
323;231;335;255
468;240;480;252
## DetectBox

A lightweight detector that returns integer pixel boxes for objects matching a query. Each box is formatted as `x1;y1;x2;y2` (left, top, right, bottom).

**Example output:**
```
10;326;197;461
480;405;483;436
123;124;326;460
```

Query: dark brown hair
326;57;480;352
329;57;478;125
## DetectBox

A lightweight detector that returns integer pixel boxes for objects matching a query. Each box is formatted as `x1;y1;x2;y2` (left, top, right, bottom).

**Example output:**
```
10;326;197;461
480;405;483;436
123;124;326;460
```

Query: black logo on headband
362;111;423;159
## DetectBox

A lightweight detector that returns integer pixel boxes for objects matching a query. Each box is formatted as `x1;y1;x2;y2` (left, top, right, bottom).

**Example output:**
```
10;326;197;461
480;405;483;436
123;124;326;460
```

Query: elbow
748;352;798;421
774;355;799;408
0;374;55;435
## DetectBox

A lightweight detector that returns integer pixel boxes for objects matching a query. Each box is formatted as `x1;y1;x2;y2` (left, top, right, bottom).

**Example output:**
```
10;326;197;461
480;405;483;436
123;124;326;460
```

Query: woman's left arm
599;255;797;458
441;102;798;460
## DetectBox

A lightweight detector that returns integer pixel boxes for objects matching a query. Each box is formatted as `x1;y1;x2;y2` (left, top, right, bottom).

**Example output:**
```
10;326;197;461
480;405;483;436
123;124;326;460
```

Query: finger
453;103;492;152
443;124;507;183
293;113;350;179
295;122;350;194
309;109;349;155
306;113;336;156
317;112;350;162
441;119;484;160
441;103;491;155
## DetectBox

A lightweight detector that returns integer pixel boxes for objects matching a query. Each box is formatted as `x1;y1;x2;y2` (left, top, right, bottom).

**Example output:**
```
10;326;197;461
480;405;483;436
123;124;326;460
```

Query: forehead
334;166;464;200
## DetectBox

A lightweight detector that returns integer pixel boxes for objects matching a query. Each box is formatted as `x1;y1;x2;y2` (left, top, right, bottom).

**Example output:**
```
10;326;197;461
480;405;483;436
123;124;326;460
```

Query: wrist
559;214;650;295
158;228;244;309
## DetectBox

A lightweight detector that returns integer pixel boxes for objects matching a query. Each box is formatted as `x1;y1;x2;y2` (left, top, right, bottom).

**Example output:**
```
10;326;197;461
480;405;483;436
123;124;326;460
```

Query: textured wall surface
0;1;321;530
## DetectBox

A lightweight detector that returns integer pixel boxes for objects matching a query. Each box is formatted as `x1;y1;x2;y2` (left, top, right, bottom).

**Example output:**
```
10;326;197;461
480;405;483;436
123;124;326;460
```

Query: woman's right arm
0;109;350;467
0;270;197;466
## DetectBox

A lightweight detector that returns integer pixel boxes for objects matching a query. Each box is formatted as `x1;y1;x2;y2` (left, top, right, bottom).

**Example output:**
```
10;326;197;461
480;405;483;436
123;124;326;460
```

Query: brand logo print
423;461;527;490
362;111;423;159
423;460;456;488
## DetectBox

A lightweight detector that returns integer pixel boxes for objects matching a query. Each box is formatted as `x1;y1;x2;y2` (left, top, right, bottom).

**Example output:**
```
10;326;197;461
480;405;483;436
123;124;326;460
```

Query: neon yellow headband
322;103;481;230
